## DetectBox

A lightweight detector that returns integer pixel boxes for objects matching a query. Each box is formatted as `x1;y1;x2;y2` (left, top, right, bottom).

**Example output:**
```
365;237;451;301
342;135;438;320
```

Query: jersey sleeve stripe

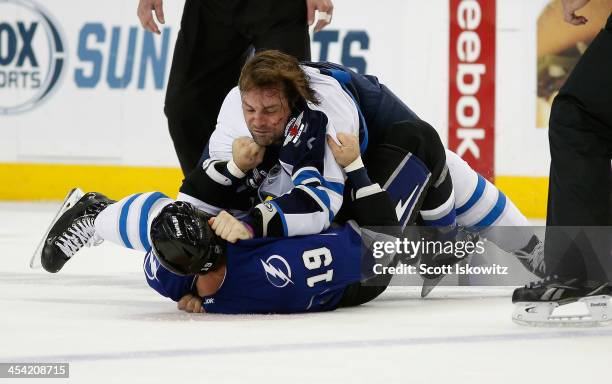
298;177;321;185
139;192;168;251
268;200;288;236
473;191;507;227
456;174;486;215
292;167;321;182
420;190;457;227
293;169;344;196
119;193;141;249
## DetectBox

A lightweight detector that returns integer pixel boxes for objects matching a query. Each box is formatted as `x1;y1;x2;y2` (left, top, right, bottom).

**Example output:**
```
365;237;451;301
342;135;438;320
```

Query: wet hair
239;50;319;108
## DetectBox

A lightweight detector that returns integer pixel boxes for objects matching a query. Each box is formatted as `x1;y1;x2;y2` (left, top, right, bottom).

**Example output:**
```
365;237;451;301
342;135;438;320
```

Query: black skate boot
512;277;610;304
512;235;546;278
41;190;114;273
512;276;612;326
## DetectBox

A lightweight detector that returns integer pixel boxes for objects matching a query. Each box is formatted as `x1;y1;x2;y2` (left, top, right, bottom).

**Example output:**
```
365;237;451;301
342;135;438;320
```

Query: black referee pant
545;14;612;281
164;0;311;176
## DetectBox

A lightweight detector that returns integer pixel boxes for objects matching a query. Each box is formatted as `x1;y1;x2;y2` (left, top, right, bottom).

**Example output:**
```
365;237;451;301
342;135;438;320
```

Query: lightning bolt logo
144;251;160;281
261;255;294;288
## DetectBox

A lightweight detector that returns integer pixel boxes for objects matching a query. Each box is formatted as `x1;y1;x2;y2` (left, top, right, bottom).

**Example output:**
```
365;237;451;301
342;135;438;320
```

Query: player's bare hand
208;211;253;243
327;132;360;167
232;137;266;172
562;0;590;25
177;293;203;313
137;0;165;34
307;0;334;33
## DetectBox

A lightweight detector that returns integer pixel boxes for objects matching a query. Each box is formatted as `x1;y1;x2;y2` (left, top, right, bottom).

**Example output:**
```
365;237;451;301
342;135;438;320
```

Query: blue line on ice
12;329;612;362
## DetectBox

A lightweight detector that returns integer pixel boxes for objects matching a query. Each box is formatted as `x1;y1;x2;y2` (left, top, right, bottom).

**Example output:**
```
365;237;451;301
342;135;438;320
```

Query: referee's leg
544;14;612;280
547;97;611;228
247;0;311;61
164;0;250;176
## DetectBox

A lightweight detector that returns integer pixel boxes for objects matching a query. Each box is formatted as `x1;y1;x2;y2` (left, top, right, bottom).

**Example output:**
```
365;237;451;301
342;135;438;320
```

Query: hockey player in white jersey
33;133;548;315
33;141;546;302
181;50;545;293
33;50;546;299
179;50;456;241
34;133;419;314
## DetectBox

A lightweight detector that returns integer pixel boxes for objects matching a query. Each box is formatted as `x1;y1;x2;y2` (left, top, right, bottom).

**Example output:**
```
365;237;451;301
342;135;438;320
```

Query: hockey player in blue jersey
37;130;545;312
38;133;414;313
34;51;546;303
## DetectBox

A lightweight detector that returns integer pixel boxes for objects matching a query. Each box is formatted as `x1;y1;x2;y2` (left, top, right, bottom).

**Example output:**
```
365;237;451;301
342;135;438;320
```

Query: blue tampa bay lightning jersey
144;224;365;314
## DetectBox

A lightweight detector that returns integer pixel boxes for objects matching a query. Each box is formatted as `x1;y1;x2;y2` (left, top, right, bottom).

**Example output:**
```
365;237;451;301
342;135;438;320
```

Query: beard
250;129;283;147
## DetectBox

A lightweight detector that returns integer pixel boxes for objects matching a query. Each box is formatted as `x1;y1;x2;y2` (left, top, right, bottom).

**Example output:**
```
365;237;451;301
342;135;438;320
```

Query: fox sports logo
0;0;66;114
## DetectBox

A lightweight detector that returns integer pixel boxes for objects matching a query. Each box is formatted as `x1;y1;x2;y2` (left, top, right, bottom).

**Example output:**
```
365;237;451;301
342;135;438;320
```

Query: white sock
94;192;173;252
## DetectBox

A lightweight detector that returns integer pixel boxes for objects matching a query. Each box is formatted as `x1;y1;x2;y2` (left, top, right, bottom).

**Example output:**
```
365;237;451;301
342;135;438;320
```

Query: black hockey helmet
150;201;225;276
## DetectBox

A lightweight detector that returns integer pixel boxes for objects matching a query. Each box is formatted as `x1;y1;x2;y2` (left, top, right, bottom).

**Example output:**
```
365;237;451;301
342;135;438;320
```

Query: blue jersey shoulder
144;250;196;302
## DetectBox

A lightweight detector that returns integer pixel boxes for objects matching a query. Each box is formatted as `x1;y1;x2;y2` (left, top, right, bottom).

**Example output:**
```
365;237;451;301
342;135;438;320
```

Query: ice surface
1;202;611;383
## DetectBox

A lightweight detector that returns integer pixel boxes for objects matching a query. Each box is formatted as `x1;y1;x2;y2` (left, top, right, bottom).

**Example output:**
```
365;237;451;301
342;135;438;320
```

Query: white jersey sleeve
208;86;251;160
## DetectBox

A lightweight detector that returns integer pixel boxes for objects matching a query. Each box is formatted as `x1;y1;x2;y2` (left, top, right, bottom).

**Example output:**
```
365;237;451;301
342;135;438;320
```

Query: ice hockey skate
419;228;477;298
33;189;114;273
512;277;612;327
420;251;468;298
512;234;546;278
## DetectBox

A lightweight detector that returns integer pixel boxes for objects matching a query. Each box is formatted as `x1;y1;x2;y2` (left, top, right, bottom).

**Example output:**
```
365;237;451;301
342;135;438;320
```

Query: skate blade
29;188;85;269
512;295;612;327
421;275;444;298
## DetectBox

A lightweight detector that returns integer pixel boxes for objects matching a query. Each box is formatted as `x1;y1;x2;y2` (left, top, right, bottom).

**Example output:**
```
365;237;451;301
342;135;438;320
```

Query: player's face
241;87;290;146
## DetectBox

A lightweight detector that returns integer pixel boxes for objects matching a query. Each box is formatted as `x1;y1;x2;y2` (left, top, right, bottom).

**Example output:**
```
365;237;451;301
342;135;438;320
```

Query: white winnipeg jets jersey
208;66;360;159
199;66;361;237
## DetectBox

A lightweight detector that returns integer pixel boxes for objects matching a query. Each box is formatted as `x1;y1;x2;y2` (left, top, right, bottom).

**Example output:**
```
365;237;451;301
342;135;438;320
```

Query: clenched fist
232;137;266;173
208;211;253;243
177;293;203;313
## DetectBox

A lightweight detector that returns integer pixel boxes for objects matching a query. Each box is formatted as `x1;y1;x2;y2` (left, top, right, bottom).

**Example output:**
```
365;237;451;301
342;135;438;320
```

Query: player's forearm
247;186;341;237
344;157;400;228
344;156;373;190
246;165;344;237
179;159;251;213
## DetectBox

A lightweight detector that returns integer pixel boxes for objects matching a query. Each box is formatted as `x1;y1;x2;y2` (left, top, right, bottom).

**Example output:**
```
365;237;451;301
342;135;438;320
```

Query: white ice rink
1;202;611;383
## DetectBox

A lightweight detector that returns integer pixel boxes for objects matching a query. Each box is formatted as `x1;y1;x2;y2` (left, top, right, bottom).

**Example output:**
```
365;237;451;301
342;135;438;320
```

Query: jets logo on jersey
260;255;294;288
283;112;306;147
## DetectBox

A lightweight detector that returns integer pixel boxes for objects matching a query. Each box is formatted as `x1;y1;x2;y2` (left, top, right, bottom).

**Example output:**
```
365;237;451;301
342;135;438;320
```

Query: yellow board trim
0;163;549;219
0;163;184;201
495;176;549;219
